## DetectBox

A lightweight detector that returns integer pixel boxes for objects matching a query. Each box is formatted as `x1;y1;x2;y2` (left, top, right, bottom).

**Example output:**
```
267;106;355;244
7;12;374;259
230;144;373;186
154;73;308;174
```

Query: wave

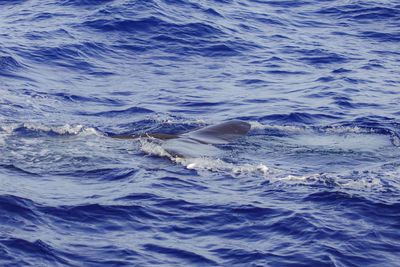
70;167;139;181
77;106;155;117
60;0;114;7
317;4;400;21
0;238;69;266
361;31;400;42
0;53;32;81
77;12;248;57
0;164;40;176
259;112;341;124
143;243;217;265
0;55;22;72
0;0;27;6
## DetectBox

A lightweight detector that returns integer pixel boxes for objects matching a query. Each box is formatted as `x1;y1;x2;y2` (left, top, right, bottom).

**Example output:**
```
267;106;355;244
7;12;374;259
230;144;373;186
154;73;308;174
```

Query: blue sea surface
1;0;400;266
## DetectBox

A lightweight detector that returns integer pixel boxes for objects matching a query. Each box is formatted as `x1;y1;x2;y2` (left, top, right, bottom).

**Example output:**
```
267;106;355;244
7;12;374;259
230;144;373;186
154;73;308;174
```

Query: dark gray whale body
181;120;251;145
111;120;251;158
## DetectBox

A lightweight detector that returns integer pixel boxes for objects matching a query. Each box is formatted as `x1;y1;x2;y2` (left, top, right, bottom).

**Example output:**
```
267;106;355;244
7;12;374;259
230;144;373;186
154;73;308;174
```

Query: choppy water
1;0;400;266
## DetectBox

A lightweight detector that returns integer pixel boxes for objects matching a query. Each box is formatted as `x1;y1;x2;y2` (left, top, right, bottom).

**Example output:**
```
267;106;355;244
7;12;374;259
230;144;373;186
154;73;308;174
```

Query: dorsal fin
162;120;251;158
111;120;251;158
110;120;251;144
183;120;251;145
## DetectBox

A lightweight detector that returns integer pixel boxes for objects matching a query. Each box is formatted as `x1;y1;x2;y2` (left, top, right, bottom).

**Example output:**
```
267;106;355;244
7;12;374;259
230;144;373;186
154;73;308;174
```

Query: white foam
139;138;172;158
391;134;400;147
154;115;206;126
0;133;5;145
139;138;271;177
1;123;102;136
250;121;311;133
249;121;385;136
0;124;20;133
272;172;384;190
177;157;271;177
119;121;398;192
321;126;377;134
139;135;387;190
340;177;383;189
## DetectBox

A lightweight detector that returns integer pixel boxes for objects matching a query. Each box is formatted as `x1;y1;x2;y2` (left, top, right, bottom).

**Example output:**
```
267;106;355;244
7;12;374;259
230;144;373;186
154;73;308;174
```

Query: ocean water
1;0;400;266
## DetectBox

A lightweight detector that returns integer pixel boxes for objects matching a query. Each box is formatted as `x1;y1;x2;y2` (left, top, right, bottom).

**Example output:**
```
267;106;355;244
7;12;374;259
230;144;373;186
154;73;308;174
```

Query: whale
111;120;251;158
